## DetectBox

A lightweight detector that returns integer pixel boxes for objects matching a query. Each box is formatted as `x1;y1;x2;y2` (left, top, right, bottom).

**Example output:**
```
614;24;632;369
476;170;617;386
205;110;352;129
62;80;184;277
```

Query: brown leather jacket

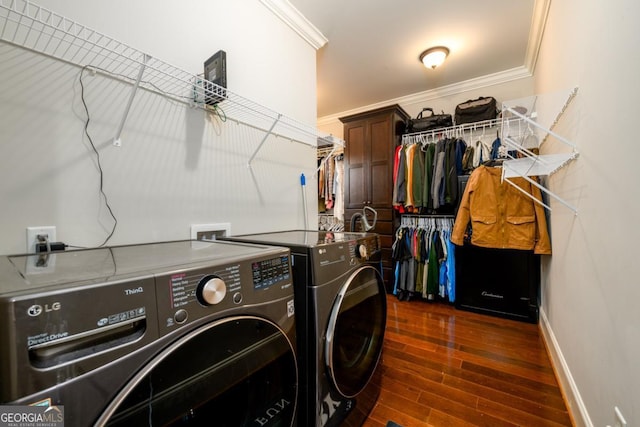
451;166;552;254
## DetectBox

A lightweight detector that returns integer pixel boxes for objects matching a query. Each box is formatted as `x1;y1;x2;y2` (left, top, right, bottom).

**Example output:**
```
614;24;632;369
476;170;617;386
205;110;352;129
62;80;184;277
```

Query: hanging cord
79;65;118;247
205;103;227;122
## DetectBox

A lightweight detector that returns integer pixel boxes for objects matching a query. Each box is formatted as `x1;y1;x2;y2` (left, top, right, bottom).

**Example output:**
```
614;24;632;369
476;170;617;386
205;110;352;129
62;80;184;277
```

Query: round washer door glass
100;316;297;427
326;265;386;398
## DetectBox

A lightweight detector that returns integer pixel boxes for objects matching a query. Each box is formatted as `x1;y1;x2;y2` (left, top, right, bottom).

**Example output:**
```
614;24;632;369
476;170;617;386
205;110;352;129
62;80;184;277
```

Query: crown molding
525;0;552;73
317;66;532;126
259;0;328;50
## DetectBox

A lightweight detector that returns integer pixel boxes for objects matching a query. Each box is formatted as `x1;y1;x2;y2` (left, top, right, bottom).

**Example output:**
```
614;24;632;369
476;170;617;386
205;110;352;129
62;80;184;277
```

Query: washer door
97;316;297;427
325;265;386;398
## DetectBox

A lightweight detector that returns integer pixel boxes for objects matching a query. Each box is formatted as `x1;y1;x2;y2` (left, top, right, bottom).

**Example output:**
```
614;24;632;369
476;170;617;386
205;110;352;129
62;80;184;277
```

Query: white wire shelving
399;87;579;214
500;87;579;214
0;0;343;159
401;117;504;145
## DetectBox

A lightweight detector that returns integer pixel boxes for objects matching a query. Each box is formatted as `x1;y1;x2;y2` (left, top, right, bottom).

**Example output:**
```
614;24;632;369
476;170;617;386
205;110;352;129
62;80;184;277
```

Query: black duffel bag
454;96;498;125
407;108;453;133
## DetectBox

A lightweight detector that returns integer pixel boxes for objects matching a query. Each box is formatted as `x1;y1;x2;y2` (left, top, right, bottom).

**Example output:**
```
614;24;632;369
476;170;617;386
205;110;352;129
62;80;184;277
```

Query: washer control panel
157;251;292;334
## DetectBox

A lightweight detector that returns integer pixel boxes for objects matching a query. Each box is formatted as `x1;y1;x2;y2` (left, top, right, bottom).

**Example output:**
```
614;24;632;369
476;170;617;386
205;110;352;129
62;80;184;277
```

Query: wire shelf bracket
247;114;282;167
112;53;149;147
500;87;579;214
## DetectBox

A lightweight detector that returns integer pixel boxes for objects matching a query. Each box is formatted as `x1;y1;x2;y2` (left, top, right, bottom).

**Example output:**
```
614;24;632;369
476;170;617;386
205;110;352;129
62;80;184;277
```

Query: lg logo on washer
27;302;61;317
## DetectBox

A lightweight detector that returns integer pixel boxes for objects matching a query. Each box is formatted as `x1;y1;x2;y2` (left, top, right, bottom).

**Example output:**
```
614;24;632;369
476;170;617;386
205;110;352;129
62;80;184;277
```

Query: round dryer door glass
326;265;386;398
99;316;297;427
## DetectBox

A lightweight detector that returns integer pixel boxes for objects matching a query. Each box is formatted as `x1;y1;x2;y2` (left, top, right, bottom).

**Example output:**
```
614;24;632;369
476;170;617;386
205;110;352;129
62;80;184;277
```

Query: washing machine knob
197;275;227;306
355;243;368;259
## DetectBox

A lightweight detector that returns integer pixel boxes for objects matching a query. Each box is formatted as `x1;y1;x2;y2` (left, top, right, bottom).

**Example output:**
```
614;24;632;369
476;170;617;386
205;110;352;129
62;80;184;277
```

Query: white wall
535;1;640;426
0;0;319;255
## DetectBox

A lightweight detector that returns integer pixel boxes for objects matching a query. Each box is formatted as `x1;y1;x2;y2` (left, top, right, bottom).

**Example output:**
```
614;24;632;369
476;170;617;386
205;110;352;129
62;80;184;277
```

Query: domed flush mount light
420;46;449;69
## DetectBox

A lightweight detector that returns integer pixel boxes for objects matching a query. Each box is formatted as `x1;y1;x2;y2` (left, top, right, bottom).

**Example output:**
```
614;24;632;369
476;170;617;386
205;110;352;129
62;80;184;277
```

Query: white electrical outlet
190;223;231;241
25;226;57;274
26;226;57;254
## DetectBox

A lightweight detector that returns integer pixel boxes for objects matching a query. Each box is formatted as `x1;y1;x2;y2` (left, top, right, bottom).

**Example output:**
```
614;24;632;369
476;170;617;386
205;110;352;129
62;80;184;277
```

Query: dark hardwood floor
363;295;574;427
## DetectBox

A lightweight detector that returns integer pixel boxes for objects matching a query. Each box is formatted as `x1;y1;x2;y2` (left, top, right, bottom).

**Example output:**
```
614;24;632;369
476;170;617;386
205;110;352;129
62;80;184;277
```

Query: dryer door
325;265;386;398
97;316;297;427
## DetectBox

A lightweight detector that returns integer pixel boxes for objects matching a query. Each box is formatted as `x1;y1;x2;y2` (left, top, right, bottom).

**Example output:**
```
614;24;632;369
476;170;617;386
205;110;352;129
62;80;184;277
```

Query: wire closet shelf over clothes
401;87;579;214
402;117;503;146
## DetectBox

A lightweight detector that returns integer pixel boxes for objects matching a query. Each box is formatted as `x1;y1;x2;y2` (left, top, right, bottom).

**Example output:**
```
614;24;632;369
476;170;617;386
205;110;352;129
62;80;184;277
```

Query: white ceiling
287;0;538;118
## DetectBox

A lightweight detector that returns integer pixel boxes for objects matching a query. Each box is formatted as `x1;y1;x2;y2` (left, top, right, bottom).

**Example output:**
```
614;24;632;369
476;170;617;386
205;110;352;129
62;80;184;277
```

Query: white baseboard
539;307;592;427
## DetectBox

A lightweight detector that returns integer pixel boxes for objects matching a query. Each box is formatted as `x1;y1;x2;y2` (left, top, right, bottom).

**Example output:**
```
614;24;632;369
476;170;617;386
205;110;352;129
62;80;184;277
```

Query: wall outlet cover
26;226;58;274
26;226;56;254
190;223;231;241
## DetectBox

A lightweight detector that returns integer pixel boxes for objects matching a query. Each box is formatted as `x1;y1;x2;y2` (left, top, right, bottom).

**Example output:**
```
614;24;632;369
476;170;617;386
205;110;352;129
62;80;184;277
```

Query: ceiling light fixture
419;46;449;69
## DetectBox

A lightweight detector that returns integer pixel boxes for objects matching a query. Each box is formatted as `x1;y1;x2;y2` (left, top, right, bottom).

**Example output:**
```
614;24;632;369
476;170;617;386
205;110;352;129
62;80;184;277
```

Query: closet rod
401;214;455;219
402;117;515;145
317;146;342;157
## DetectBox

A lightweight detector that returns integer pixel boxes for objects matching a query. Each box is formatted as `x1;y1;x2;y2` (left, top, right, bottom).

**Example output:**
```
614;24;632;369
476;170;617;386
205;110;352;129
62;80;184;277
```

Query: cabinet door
344;121;367;209
368;115;393;208
341;104;409;292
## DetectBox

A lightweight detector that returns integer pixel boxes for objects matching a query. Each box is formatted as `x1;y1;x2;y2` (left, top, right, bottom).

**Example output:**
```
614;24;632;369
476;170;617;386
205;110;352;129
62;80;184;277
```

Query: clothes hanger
482;157;504;167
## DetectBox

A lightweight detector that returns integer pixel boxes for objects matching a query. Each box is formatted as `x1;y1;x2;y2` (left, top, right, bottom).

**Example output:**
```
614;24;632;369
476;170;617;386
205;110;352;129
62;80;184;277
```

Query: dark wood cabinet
340;104;409;290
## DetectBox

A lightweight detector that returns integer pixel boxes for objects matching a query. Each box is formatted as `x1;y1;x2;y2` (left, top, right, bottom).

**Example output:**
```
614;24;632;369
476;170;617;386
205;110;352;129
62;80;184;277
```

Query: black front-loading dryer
222;230;386;427
0;240;298;426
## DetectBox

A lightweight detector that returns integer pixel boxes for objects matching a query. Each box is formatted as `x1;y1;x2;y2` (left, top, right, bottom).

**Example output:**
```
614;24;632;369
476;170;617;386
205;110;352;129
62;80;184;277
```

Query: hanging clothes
444;138;465;206
445;233;456;303
451;165;552;254
333;155;344;221
411;144;425;212
432;139;446;210
317;151;343;213
324;154;335;209
461;145;475;174
421;142;436;212
392;216;456;302
392;145;407;213
490;136;501;160
404;143;417;211
472;139;492;167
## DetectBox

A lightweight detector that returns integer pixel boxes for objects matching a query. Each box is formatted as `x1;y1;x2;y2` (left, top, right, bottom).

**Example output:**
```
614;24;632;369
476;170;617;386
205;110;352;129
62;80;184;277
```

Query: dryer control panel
349;234;381;261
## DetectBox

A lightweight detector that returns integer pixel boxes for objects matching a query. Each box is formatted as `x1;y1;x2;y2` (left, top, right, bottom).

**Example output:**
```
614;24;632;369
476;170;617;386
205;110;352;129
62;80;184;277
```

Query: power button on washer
233;292;243;304
174;309;188;324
